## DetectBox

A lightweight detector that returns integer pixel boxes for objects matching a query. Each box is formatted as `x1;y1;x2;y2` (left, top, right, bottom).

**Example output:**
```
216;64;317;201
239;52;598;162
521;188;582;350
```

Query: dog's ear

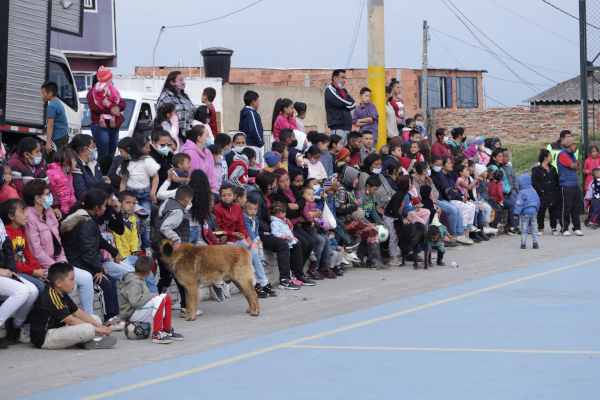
163;242;173;256
151;240;161;254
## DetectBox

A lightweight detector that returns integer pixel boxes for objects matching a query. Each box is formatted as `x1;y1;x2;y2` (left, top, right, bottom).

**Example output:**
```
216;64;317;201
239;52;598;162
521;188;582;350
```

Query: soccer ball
124;321;151;340
376;225;389;243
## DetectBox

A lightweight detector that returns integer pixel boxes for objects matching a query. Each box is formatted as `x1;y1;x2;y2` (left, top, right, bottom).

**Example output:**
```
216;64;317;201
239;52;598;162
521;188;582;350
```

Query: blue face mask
86;147;97;161
29;152;42;166
427;169;431;177
128;154;132;161
433;166;442;173
372;168;382;175
313;184;322;193
40;194;53;209
234;146;244;153
206;138;213;147
156;145;170;156
65;166;71;174
416;121;424;127
225;149;231;155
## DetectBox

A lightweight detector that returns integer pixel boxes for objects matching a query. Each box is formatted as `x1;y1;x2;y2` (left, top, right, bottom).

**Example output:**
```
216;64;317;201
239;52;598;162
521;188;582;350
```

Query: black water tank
201;47;234;83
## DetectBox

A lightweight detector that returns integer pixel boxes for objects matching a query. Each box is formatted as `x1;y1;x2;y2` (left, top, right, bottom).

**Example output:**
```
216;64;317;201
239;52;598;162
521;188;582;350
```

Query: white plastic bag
322;203;337;229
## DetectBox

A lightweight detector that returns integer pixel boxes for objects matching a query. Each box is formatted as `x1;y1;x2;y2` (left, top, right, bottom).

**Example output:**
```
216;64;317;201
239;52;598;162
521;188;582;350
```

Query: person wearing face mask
8;137;52;198
180;125;219;194
21;179;96;316
70;134;104;200
357;154;394;216
147;130;175;190
448;127;468;150
60;189;123;330
325;69;356;145
157;71;196;139
46;146;78;215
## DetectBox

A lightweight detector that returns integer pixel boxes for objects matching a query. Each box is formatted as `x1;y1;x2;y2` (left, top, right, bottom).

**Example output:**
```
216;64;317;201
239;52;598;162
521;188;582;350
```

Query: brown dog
151;239;259;320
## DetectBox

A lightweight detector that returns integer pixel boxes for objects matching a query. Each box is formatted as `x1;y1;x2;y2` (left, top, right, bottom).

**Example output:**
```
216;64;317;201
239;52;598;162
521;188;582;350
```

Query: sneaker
552;229;559;236
483;227;498;235
562;230;571;237
105;317;124;332
307;267;325;280
341;257;350;265
291;277;303;286
344;241;360;252
210;285;225;302
309;252;317;262
537;231;543;236
181;308;203;316
574;229;584;236
471;226;480;233
262;284;278;297
171;301;182;310
388;258;402;266
332;266;344;276
320;268;337;279
455;236;472;245
444;240;459;248
533;244;539;249
83;335;117;350
5;319;20;345
222;282;231;298
507;228;518;236
164;328;185;341
344;252;360;262
255;284;269;298
297;275;316;286
278;278;300;290
521;244;526;249
151;331;173;344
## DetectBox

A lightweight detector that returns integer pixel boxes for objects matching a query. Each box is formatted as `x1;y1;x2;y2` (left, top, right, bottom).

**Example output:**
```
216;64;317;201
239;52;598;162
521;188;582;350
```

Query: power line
164;0;264;29
346;0;366;68
445;0;559;85
431;29;466;68
441;0;541;93
484;92;508;107
484;75;554;87
541;0;600;30
486;0;577;46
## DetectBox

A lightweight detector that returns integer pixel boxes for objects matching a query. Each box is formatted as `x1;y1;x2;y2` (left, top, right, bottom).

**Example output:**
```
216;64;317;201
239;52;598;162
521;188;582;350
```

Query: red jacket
86;89;126;128
6;225;41;276
213;203;249;242
488;181;504;203
431;140;454;163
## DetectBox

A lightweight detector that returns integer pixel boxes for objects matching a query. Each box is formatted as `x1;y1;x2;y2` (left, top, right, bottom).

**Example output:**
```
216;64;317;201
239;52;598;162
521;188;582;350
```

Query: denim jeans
91;123;119;157
227;241;268;287
332;216;350;246
73;267;94;315
436;200;463;236
520;214;538;246
503;194;519;228
303;226;331;271
103;260;159;294
19;273;45;292
129;188;152;249
189;226;201;246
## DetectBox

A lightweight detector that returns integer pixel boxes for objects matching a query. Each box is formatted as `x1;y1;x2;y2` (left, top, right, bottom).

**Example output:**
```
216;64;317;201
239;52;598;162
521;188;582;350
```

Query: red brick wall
431;107;588;142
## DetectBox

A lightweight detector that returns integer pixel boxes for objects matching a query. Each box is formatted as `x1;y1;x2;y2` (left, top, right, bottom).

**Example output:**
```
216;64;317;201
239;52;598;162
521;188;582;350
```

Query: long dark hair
68;189;108;215
256;171;277;195
194;105;212;124
271;98;293;131
163;71;189;99
361;153;381;173
117;137;148;180
188;170;211;224
488;148;504;168
154;103;175;131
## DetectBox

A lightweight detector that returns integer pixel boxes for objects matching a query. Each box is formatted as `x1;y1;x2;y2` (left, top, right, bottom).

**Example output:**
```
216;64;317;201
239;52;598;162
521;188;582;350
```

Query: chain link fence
587;0;600;147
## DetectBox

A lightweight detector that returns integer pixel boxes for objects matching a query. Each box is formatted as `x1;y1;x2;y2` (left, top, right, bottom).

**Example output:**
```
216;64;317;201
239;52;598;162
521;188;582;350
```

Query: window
138;103;153;121
83;0;96;10
419;76;453;109
79;98;136;130
49;60;77;112
73;75;93;92
457;77;479;108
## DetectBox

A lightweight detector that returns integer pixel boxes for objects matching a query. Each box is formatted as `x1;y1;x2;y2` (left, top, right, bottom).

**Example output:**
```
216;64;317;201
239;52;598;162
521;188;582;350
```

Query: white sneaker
105;317;124;332
222;282;231;298
483;227;497;235
345;252;360;262
562;231;571;237
574;230;584;236
388;258;402;266
537;231;543;236
144;247;153;257
341;257;350;265
181;308;203;316
471;227;480;233
455;236;473;245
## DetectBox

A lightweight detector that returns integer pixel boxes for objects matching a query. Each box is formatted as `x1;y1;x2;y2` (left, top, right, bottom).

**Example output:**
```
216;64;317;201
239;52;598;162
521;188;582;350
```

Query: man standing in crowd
325;69;356;145
548;130;579;169
557;137;584;236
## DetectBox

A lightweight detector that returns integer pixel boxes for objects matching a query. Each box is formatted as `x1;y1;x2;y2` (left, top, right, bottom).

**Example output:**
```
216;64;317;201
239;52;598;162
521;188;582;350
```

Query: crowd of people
0;68;596;350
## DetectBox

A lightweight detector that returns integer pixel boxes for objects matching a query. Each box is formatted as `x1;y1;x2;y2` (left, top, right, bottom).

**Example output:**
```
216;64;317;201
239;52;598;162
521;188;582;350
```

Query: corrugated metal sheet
50;0;83;37
525;73;600;104
5;0;49;128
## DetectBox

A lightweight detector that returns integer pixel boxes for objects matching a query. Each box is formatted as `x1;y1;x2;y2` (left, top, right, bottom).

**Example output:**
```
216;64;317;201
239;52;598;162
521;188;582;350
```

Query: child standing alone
514;173;540;249
41;81;69;162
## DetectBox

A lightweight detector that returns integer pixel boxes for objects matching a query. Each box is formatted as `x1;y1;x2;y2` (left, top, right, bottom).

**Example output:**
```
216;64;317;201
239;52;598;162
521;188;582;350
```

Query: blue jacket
73;157;104;200
325;84;356;131
239;106;264;147
514;174;540;216
319;151;334;177
557;149;580;188
243;212;259;240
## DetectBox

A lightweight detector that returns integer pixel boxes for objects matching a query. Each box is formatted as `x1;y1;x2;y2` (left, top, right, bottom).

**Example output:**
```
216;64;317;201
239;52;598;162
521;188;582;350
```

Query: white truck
0;0;83;148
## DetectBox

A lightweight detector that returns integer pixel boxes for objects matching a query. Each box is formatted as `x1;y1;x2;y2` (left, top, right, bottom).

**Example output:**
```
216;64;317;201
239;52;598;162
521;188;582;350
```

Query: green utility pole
580;0;589;162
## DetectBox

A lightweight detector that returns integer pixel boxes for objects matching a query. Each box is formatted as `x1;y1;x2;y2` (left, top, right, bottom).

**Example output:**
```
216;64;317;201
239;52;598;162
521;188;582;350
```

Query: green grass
505;141;550;177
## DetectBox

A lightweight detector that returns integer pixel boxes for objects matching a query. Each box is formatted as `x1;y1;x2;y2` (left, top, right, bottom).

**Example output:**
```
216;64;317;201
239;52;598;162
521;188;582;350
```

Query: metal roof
525;72;600;103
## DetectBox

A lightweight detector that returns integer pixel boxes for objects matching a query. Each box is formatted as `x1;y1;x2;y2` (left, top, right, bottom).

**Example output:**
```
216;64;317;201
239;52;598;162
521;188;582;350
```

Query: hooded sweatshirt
514;174;540;216
239;106;264;147
6;225;41;276
180;139;218;190
228;153;249;188
46;162;77;213
118;272;154;321
335;166;360;222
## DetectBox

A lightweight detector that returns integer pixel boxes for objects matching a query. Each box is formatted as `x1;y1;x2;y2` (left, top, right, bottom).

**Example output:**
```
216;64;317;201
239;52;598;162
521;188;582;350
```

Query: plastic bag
322;203;337;229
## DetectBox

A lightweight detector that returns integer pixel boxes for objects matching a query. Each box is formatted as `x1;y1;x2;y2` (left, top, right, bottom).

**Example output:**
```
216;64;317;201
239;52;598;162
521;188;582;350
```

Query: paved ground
3;227;600;399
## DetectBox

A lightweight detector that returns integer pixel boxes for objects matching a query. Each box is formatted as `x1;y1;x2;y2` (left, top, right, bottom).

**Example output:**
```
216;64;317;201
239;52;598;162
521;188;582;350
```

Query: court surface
23;249;600;400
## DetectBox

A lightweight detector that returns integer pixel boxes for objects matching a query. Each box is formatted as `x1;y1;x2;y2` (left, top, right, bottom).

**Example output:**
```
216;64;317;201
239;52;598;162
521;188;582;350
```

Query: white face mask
184;203;192;212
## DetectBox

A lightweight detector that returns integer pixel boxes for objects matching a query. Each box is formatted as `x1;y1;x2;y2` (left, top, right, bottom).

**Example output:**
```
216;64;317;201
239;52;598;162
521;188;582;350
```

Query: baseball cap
562;137;579;147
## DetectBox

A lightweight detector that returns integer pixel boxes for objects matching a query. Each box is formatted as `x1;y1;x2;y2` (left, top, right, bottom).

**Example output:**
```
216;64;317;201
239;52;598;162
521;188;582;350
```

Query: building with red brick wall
134;66;485;121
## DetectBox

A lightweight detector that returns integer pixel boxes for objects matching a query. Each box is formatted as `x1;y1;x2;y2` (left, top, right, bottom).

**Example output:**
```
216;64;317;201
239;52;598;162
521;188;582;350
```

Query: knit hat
463;145;478;160
465;136;477;147
97;66;113;82
336;148;351;162
476;138;484;146
474;164;487;176
322;174;338;190
264;151;281;168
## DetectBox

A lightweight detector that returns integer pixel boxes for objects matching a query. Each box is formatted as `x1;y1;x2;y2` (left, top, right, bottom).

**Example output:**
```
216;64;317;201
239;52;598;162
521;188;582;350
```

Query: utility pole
579;0;589;162
422;21;428;134
367;0;386;150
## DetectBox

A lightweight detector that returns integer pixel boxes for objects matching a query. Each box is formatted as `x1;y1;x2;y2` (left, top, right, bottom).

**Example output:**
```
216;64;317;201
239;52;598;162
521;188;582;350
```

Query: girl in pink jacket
271;98;297;141
584;145;600;190
180;125;219;192
46;147;77;214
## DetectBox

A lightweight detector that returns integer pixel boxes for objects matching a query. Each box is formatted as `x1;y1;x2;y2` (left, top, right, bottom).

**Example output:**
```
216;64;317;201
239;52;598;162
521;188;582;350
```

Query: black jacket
270;186;306;222
0;236;17;273
148;145;173;189
247;188;271;233
531;164;559;208
107;155;124;194
325;84;356;131
98;206;125;258
60;210;104;275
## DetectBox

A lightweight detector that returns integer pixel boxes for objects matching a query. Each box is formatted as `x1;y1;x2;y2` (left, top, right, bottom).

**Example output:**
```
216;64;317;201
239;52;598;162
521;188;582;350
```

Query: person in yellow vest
547;130;579;169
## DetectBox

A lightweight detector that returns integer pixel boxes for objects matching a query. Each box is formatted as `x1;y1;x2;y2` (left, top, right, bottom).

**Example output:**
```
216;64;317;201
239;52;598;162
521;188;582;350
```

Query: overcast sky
113;0;580;107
